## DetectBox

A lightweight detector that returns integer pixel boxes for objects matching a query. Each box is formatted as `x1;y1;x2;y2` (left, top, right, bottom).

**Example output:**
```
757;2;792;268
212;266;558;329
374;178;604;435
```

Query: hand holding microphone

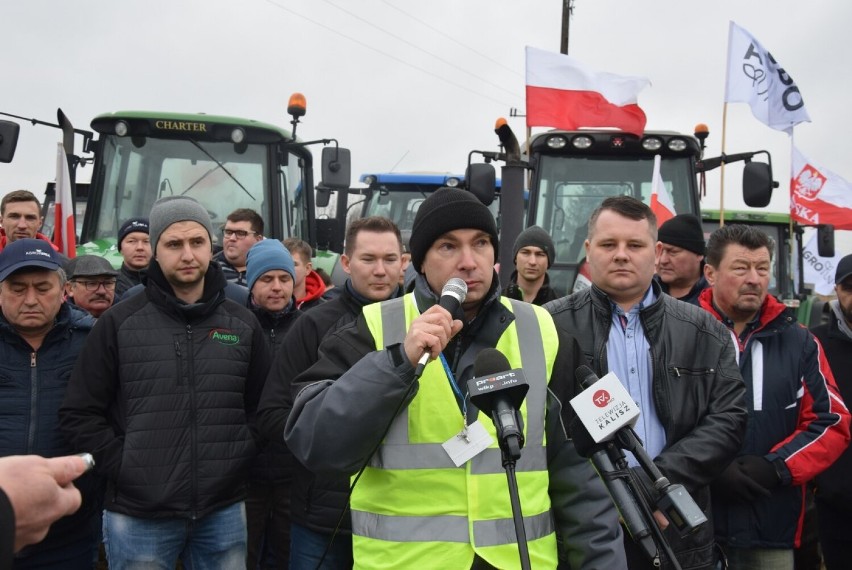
403;278;466;369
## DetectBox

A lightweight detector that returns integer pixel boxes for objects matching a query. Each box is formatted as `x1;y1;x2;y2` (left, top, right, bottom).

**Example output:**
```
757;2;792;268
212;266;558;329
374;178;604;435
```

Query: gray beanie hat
513;226;555;268
149;196;215;254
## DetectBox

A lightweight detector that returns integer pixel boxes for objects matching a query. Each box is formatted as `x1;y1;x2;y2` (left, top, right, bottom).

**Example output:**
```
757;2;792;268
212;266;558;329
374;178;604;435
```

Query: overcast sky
3;0;851;227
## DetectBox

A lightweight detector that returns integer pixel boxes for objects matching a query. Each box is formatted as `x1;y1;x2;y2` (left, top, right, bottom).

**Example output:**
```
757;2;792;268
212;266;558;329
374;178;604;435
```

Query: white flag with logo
725;21;810;134
802;232;841;296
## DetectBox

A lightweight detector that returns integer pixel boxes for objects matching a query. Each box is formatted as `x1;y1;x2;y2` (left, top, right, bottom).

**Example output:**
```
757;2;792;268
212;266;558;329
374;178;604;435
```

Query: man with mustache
700;224;850;570
65;255;119;318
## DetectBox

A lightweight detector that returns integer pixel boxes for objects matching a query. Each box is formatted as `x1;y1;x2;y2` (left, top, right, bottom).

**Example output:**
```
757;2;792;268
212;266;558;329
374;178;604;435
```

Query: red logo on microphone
592;389;611;408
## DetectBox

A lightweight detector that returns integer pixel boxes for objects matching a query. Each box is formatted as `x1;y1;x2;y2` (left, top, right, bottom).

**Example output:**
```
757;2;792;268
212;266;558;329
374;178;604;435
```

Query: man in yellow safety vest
284;188;626;569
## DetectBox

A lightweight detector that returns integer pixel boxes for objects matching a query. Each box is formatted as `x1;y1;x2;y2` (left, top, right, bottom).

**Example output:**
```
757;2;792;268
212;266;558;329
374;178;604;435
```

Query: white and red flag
725;21;810;134
790;145;852;230
525;46;650;136
54;142;76;258
650;155;675;224
802;232;842;296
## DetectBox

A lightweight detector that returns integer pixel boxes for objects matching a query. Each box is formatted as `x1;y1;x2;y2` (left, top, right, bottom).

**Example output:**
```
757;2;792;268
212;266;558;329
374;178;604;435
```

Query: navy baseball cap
0;239;63;281
836;254;852;284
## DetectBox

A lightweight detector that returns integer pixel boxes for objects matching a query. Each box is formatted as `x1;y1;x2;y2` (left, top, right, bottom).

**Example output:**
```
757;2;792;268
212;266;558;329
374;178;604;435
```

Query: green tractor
1;97;351;274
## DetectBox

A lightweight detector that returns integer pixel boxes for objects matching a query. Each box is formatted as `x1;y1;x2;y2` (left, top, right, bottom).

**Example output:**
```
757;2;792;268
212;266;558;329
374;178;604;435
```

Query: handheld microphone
571;365;707;538
570;366;656;559
416;278;467;367
468;348;528;459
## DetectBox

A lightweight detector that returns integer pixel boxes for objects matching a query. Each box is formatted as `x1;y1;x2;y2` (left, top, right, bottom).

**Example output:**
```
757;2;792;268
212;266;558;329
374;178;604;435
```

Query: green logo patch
208;329;240;345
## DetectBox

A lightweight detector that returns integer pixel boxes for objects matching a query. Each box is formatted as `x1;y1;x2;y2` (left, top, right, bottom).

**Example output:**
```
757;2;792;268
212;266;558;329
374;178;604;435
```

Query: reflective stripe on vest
351;509;554;546
354;294;559;569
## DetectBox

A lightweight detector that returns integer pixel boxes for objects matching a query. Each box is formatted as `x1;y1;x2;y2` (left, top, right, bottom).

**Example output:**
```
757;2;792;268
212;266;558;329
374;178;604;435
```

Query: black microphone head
575;365;599;390
473;348;510;378
469;349;528;413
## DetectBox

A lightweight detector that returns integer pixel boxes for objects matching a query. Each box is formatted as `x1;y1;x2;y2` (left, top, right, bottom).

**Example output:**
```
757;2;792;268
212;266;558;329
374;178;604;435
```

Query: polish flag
54;142;76;258
650;155;675;224
790;145;852;230
525;46;650;136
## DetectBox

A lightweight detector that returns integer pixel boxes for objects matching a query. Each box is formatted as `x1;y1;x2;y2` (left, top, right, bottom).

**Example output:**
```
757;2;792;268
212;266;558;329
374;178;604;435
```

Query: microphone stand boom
495;411;531;570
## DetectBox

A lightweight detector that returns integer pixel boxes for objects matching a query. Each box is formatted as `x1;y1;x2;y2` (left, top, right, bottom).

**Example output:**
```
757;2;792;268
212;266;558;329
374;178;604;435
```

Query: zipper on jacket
186;325;199;520
28;352;37;452
174;337;184;386
670;367;716;377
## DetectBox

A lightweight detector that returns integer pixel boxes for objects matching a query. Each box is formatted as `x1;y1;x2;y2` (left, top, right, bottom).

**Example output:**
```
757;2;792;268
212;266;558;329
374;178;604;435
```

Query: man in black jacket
546;196;746;570
114;217;150;298
59;196;271;569
258;216;404;569
654;213;708;306
810;253;852;570
0;239;99;568
244;238;301;569
502;225;561;305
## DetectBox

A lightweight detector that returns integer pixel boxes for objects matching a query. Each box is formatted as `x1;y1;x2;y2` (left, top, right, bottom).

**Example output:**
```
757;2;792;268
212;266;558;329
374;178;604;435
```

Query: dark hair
705;224;774;267
588;195;657;240
283;237;313;261
1;190;41;216
226;208;264;236
314;267;332;286
344;216;402;257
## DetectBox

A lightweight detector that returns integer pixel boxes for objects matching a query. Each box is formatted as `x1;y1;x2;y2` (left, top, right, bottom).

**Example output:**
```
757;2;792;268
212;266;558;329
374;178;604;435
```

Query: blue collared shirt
606;286;666;467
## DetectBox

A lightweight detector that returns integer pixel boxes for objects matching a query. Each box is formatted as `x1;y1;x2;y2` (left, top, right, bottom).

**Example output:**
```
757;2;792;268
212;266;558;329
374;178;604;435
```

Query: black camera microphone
571;366;657;560
468;348;528;459
572;365;707;538
416;278;467;368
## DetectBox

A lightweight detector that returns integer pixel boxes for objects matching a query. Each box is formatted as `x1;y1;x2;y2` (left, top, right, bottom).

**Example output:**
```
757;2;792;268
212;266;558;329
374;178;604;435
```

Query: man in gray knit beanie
59;195;272;568
148;196;215;254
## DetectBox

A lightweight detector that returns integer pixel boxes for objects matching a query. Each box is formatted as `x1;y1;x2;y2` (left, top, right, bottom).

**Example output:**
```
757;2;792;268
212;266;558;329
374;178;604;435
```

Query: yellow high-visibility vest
354;294;559;569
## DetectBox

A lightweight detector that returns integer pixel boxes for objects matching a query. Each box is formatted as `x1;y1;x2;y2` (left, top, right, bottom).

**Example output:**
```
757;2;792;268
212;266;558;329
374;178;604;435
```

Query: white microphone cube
570;372;640;444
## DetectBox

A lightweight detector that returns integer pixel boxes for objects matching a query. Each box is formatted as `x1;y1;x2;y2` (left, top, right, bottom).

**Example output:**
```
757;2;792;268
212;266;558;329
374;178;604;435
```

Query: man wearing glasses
65;255;119;318
214;209;264;287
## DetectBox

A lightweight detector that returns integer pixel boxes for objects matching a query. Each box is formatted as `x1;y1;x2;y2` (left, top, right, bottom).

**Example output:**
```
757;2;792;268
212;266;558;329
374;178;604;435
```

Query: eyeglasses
72;280;117;291
223;229;258;240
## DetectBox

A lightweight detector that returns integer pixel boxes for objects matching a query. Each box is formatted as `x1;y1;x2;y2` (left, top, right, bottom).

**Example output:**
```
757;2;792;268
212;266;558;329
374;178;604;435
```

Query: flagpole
719;102;728;226
789;133;800;295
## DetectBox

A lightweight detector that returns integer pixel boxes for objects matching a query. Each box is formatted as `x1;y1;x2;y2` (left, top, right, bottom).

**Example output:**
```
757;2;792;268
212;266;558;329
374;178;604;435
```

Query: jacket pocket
669;366;716;377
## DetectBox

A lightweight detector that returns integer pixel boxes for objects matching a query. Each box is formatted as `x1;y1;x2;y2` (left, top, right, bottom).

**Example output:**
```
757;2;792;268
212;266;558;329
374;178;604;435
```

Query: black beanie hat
513;225;555;268
410;188;499;272
117;217;150;249
657;214;705;255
